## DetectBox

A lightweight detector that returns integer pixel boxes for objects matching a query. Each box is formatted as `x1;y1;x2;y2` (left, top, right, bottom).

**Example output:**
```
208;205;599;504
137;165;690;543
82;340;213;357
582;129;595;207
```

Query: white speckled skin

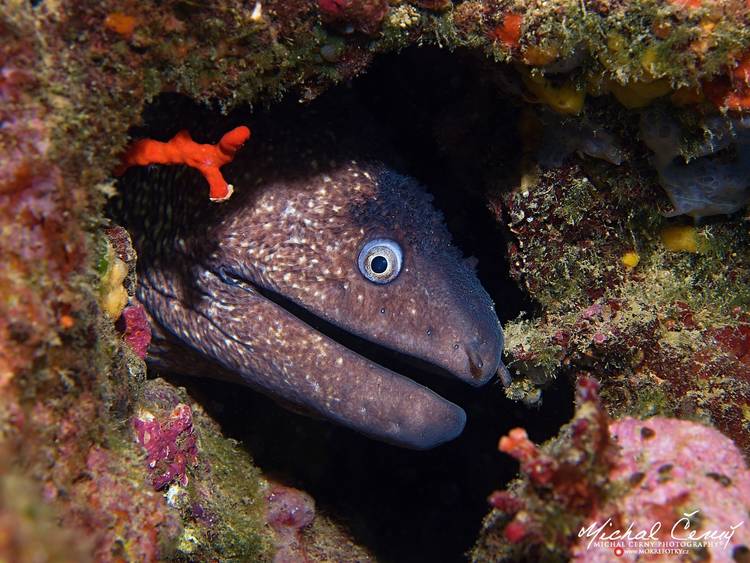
113;113;505;448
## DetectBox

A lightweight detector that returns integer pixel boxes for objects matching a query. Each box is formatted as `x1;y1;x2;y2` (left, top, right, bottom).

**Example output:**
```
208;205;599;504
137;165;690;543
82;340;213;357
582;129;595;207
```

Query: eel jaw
102;254;469;449
193;268;470;449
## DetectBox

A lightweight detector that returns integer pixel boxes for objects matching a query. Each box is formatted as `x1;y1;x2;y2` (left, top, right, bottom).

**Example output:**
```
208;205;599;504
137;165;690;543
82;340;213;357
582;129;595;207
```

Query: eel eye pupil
371;255;388;274
358;238;403;284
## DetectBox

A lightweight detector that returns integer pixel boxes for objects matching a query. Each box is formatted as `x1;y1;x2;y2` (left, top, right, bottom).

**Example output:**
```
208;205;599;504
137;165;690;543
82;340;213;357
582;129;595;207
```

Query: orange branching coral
116;126;251;202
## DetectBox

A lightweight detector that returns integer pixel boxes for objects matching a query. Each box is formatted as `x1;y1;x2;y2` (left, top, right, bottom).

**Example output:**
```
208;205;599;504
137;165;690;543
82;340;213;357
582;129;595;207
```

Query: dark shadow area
117;46;575;562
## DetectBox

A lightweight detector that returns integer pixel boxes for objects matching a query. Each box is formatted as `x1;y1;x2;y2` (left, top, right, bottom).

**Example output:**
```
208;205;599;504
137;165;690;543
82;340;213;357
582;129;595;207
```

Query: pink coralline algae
267;484;316;563
478;376;750;562
133;404;198;490
318;0;389;35
115;304;151;359
571;417;750;562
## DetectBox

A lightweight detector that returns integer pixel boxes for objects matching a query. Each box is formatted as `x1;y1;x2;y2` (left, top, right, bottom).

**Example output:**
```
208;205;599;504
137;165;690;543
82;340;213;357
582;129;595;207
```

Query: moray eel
113;110;506;449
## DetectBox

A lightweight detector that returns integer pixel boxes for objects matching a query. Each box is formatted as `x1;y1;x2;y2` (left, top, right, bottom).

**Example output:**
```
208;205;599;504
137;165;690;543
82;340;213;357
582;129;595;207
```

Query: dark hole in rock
114;47;574;562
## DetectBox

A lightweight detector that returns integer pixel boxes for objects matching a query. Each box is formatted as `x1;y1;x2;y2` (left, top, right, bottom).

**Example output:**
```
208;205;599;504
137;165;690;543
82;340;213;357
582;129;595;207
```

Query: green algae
132;380;273;562
183;406;272;562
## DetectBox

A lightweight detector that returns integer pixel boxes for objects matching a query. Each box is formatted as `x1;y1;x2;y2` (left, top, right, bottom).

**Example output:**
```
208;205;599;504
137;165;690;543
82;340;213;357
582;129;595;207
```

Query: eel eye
358;239;403;284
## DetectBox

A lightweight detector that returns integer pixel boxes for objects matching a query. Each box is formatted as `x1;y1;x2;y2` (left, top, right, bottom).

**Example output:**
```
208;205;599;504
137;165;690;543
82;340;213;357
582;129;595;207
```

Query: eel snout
465;335;502;384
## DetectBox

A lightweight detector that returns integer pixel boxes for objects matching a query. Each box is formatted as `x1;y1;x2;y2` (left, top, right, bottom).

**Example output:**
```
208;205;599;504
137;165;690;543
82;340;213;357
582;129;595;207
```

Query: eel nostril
466;344;485;378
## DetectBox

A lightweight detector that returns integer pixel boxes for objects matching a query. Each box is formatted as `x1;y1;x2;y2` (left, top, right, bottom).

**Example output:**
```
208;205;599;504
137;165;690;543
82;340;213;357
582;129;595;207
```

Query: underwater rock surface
2;0;750;561
474;377;750;562
640;108;750;217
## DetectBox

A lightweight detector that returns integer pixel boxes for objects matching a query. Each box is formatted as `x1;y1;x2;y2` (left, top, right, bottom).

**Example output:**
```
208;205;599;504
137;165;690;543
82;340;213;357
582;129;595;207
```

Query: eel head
136;161;505;449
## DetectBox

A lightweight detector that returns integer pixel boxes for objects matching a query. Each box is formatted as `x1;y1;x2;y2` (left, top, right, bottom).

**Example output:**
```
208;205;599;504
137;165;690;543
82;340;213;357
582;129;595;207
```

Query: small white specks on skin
357;294;363;303
336;357;343;366
322;175;331;183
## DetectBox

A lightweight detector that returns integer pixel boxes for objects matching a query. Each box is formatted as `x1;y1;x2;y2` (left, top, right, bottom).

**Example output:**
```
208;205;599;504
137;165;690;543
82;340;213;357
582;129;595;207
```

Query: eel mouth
217;268;479;448
242;274;483;391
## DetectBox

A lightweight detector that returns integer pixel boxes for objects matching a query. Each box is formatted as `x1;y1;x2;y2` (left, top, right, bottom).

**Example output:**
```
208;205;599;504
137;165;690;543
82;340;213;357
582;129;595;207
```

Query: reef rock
640;108;750;218
474;376;750;562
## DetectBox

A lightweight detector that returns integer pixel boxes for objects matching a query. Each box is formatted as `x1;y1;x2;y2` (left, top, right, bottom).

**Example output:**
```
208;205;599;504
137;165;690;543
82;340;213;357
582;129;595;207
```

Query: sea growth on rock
134;403;198;490
640;107;750;218
267;484;316;563
474;376;750;562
